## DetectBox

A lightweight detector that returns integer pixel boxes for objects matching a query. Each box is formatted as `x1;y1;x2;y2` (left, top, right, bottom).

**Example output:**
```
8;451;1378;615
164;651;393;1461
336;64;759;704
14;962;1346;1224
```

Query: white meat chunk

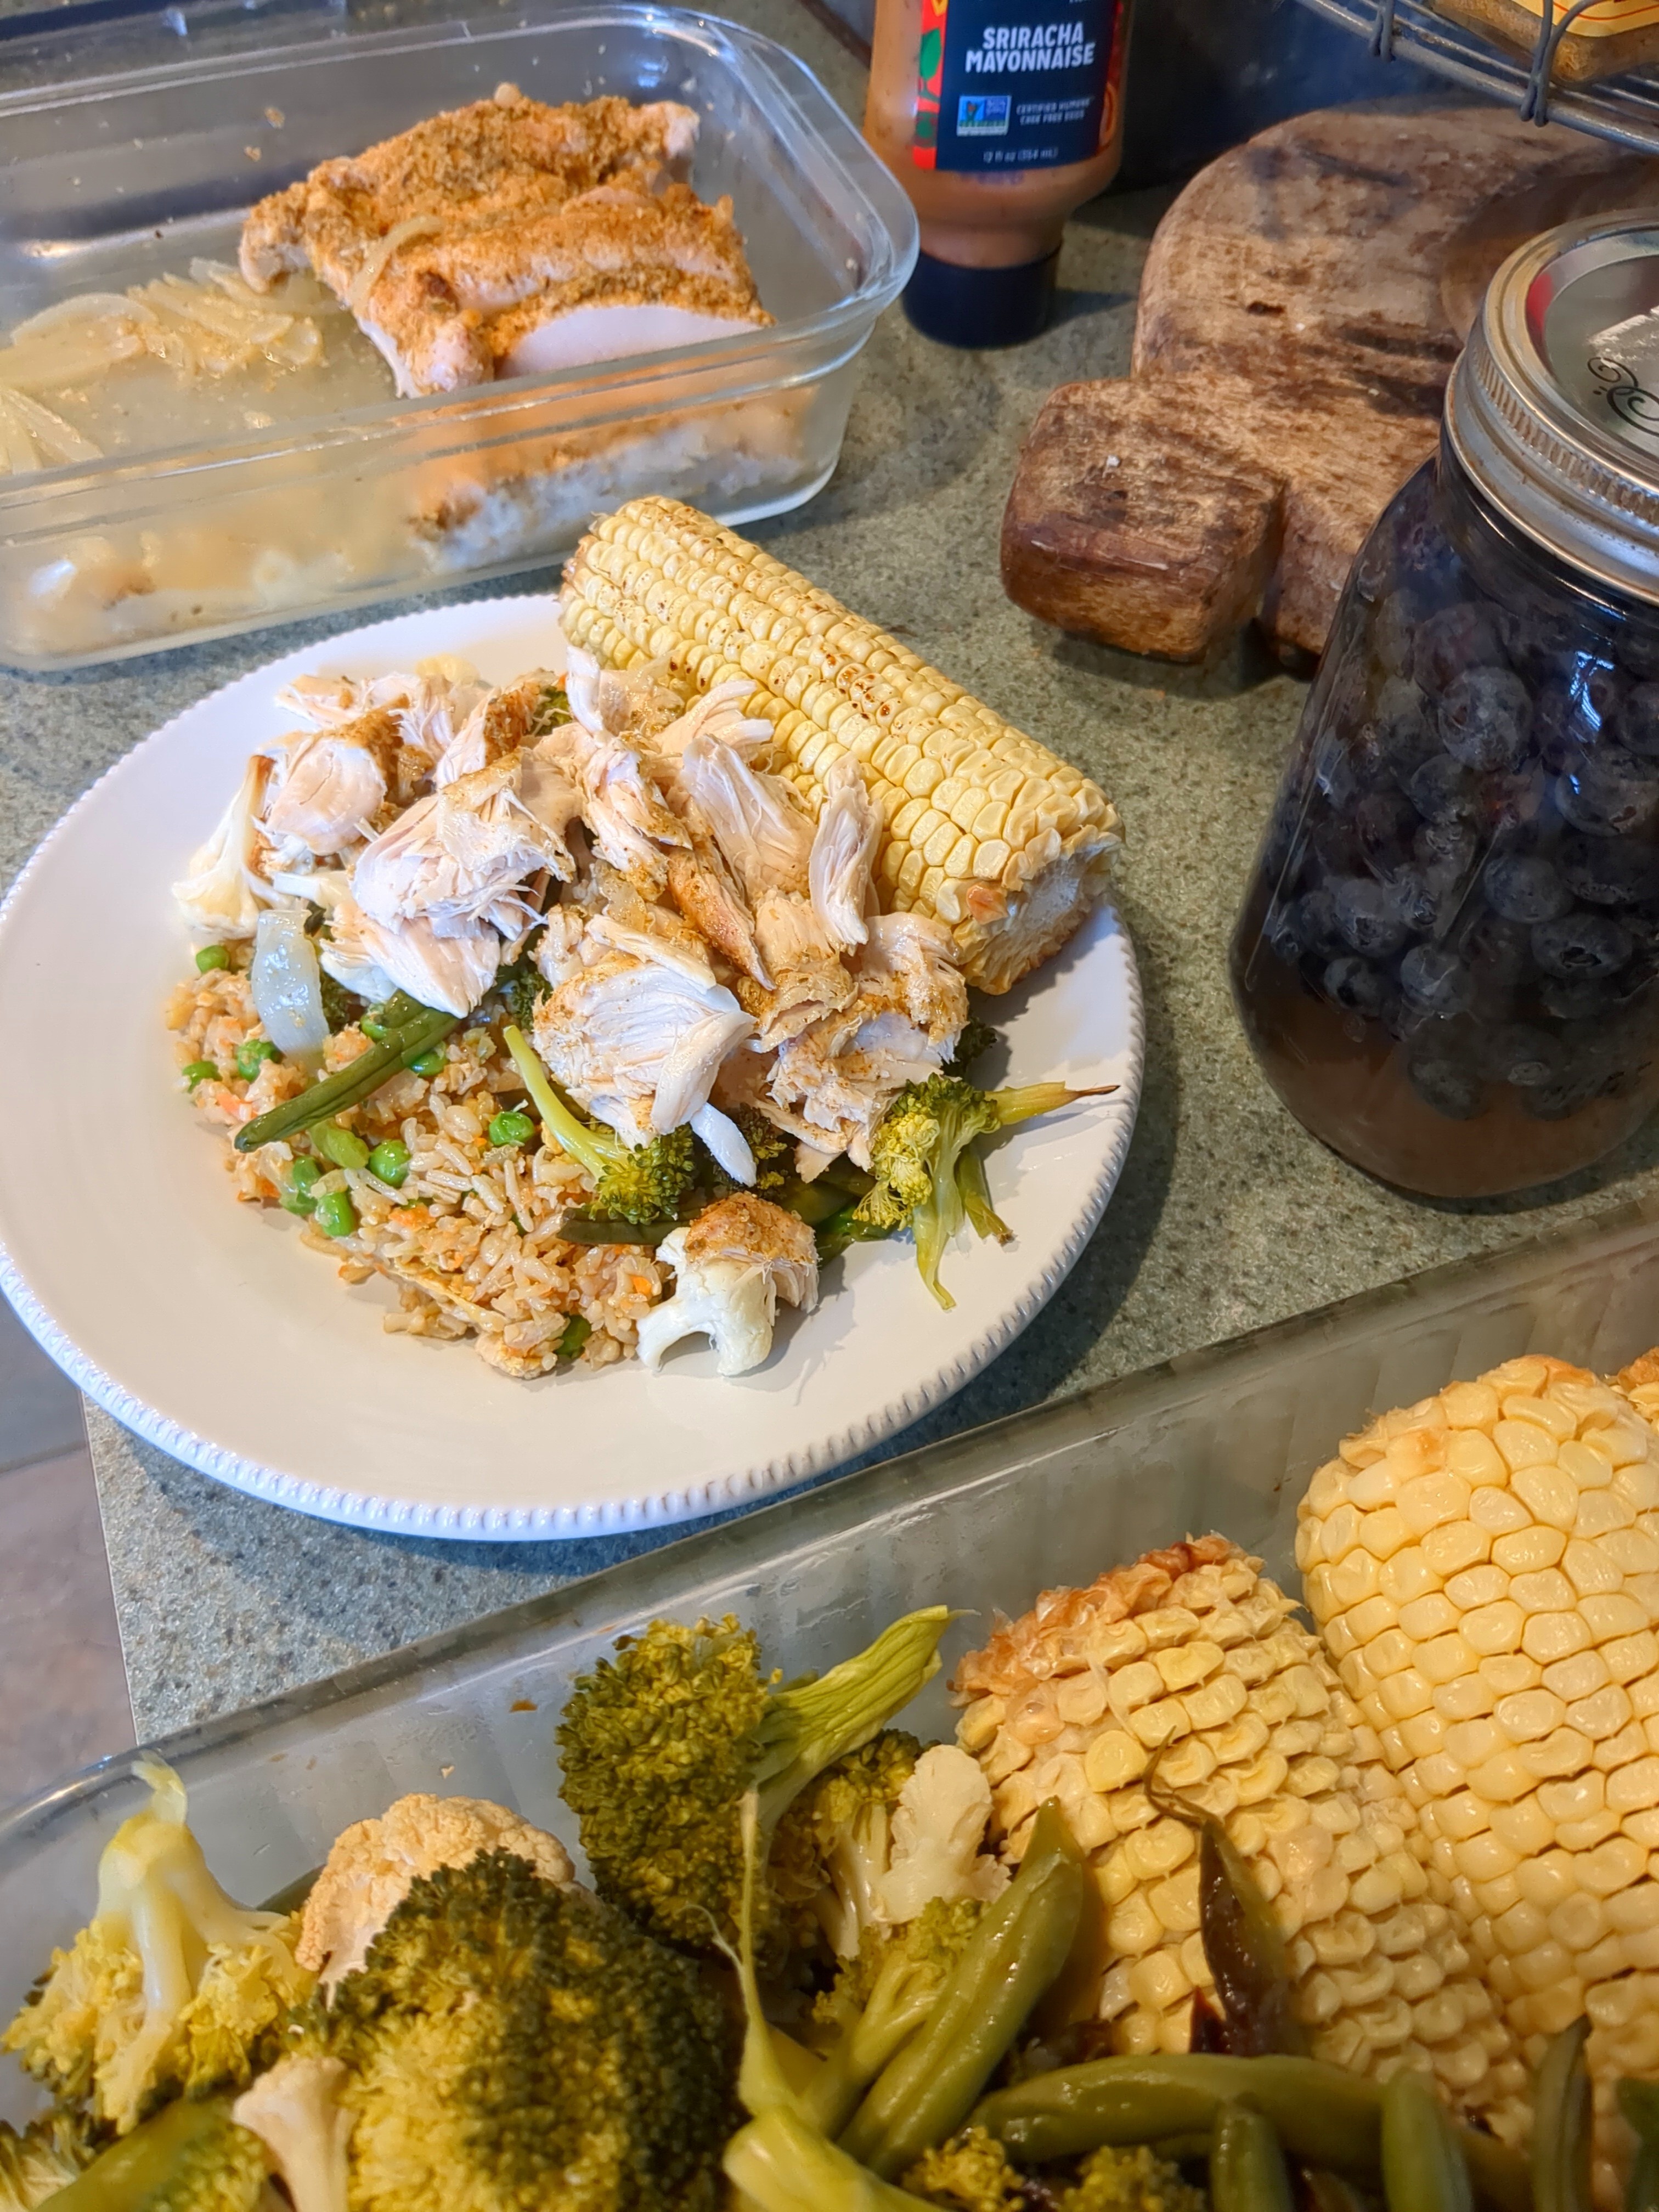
259;710;392;859
530;947;754;1143
351;750;576;941
744;891;855;1047
676;733;812;905
809;754;881;952
637;1194;818;1378
321;893;500;1016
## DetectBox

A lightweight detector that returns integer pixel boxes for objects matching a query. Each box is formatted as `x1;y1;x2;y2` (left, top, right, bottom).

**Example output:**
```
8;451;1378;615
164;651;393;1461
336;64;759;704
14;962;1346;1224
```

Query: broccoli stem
839;1801;1086;2178
234;999;458;1153
988;1082;1116;1129
558;1212;679;1245
751;1608;953;1832
502;1024;615;1181
815;1209;898;1265
726;2104;935;2212
803;1943;944;2136
955;1149;1009;1244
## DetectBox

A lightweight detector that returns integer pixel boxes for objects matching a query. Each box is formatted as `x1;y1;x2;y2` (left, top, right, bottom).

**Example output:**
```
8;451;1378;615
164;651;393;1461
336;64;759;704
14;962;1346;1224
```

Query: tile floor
0;1296;133;1811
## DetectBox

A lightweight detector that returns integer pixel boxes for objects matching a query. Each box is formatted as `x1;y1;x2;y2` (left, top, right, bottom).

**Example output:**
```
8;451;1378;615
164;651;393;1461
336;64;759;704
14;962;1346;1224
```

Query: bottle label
912;0;1119;173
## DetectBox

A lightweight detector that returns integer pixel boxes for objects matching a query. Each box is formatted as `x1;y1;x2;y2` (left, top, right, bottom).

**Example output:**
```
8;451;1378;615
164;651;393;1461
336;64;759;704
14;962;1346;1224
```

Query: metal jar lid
1447;212;1659;609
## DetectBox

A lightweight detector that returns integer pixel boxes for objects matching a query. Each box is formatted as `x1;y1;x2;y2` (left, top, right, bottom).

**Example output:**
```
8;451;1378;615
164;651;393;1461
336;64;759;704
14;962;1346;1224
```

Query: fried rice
165;950;664;1378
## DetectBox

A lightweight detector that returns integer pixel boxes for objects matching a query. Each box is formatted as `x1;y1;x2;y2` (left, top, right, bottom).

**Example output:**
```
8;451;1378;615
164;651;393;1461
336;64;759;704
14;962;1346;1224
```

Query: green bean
839;1799;1086;2179
558;1211;677;1245
1212;2103;1295;2212
1382;2069;1471;2212
314;1122;369;1172
1534;2020;1592;2212
1618;2081;1659;2212
367;1139;410;1187
234;1002;458;1152
182;1060;218;1088
314;1190;357;1239
972;2055;1528;2212
489;1110;535;1148
194;944;230;973
557;1315;592;1359
235;1036;279;1080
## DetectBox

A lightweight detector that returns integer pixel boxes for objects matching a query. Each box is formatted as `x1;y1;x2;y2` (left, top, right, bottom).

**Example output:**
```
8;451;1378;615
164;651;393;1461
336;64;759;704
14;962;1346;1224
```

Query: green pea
182;1060;218;1089
235;1037;279;1080
489;1110;535;1149
367;1139;411;1187
280;1158;321;1216
407;1048;445;1077
360;1008;391;1042
557;1314;592;1359
314;1190;358;1238
314;1122;370;1172
195;944;230;973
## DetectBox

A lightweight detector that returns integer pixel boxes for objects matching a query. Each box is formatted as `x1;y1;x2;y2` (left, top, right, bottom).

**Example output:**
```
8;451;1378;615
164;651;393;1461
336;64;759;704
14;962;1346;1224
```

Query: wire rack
1296;0;1659;151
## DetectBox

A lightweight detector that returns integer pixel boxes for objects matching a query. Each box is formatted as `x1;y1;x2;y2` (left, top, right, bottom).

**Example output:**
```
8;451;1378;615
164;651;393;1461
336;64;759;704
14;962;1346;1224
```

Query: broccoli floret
698;1104;793;1199
0;2108;93;2210
770;1732;922;1960
312;1850;735;2212
316;969;359;1036
943;1019;999;1081
43;2096;272;2212
853;1075;1110;1310
804;1898;987;2134
1;1757;313;2135
527;680;574;739
904;2127;1027;2212
495;945;548;1033
1058;2146;1208;2212
556;1607;951;1955
501;1025;698;1224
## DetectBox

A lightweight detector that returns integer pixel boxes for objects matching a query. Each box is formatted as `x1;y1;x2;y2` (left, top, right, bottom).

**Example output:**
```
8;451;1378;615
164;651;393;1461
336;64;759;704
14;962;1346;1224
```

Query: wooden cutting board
1001;102;1659;665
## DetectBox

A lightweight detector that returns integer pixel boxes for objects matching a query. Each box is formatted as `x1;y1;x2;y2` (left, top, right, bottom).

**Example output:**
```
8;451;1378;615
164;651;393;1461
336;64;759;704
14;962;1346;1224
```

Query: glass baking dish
6;1191;1658;2122
0;3;917;671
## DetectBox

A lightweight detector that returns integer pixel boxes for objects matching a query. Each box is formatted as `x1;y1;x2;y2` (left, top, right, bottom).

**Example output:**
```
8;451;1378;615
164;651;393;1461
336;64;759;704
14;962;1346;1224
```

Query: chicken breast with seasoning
239;86;770;397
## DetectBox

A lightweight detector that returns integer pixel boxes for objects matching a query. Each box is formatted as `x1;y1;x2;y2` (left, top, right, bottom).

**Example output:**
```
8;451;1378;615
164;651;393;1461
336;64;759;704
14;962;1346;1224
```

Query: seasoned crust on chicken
239;87;769;397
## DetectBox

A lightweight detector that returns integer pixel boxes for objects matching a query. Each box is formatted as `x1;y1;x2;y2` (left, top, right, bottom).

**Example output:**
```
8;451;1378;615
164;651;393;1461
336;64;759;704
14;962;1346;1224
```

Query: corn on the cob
560;497;1122;993
1296;1353;1659;2205
951;1537;1527;2136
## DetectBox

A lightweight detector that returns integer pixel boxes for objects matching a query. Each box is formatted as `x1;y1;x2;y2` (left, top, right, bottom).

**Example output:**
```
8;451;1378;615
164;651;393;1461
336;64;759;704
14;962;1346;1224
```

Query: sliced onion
251;907;331;1071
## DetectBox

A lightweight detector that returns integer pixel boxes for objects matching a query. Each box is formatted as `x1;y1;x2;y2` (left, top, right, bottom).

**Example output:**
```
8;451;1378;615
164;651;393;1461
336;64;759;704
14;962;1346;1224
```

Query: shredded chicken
321;891;500;1015
677;732;813;904
809;752;881;952
743;890;855;1046
351;748;576;940
530;946;754;1142
259;707;396;859
637;1194;818;1377
240;88;769;397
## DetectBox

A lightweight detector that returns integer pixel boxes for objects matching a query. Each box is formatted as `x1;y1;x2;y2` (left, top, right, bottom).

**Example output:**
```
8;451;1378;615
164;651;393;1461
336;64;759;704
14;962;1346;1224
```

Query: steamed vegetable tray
6;1345;1659;2212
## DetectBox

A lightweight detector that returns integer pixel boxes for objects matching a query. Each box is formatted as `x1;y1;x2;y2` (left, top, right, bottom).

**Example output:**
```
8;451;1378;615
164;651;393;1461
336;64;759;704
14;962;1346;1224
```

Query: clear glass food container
5;1188;1659;2113
1231;215;1659;1200
0;3;917;670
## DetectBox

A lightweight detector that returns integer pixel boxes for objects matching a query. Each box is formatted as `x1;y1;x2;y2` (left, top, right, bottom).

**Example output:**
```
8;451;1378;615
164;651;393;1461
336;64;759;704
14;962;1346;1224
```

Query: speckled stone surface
8;18;1659;1741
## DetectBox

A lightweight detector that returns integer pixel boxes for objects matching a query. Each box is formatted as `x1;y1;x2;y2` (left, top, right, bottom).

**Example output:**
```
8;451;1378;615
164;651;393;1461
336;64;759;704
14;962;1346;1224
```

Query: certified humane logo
956;93;1012;132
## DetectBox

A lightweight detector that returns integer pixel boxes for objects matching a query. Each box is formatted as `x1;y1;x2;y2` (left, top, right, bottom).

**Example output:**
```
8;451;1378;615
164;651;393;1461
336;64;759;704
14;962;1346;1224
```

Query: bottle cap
1448;211;1659;607
901;249;1059;349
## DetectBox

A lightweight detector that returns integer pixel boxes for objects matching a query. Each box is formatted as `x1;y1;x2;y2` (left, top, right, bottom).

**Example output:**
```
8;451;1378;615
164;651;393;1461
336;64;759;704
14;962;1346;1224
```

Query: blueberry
1414;818;1479;881
1323;956;1394;1017
1580;662;1628;732
1474;1023;1567;1088
1355;789;1419;864
1436;667;1533;773
1540;974;1626;1022
1381;864;1442;935
1483;853;1572;923
1555;744;1659;837
1409;1054;1487;1119
1408;754;1483;825
1330;876;1410;957
1619;630;1659;684
1400;943;1475;1014
1466;912;1536;986
1375;590;1425;678
1532;912;1634;979
1270;888;1341;961
1559;834;1659;907
1412;604;1509;697
1617;682;1659;758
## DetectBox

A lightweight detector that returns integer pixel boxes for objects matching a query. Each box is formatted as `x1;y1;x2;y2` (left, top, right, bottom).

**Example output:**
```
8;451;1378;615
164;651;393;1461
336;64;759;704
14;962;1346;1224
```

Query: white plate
0;597;1143;1538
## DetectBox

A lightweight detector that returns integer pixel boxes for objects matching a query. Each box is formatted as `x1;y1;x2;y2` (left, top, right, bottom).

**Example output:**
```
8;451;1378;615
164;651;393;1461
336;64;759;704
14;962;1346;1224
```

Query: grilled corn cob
1296;1353;1659;2204
952;1537;1526;2136
560;497;1122;993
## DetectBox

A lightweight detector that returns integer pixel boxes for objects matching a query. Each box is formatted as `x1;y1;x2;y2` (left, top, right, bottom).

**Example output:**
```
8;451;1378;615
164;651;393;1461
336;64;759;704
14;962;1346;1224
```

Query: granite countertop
8;7;1659;1745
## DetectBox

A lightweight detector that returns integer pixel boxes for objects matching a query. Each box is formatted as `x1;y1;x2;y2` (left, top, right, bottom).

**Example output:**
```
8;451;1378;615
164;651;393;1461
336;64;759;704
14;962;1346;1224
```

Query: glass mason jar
1230;215;1659;1199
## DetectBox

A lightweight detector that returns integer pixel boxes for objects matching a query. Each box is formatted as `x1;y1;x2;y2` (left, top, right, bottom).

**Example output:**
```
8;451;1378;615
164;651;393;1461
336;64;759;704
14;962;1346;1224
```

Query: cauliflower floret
297;1793;574;1995
234;2055;353;2212
173;753;273;940
875;1746;1008;1925
637;1195;818;1379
